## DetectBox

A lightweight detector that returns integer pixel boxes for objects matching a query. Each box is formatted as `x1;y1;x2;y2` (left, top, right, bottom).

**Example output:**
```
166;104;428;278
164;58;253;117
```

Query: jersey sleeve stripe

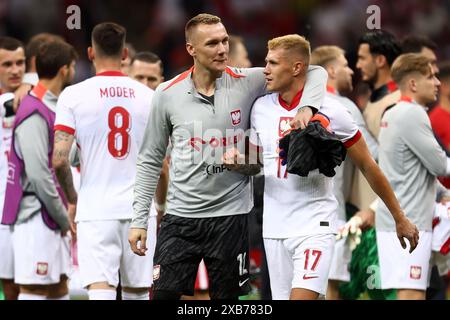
54;124;75;135
163;66;194;91
343;130;362;148
225;67;246;78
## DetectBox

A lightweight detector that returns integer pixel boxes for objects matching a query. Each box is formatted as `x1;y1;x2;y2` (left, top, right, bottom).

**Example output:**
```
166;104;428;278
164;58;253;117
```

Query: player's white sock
18;293;47;300
121;290;149;300
88;289;116;300
48;294;70;300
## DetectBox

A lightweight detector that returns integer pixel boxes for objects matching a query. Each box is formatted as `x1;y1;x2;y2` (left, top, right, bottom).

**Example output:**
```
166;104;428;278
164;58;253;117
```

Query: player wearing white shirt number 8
53;23;155;300
243;35;419;300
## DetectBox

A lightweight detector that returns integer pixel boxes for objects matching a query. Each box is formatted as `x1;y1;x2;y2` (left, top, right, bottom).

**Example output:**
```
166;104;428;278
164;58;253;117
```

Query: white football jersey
55;71;154;221
250;91;361;238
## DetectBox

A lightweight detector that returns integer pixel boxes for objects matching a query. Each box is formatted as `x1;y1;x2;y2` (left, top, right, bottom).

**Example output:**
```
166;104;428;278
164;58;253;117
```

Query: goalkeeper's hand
336;216;363;251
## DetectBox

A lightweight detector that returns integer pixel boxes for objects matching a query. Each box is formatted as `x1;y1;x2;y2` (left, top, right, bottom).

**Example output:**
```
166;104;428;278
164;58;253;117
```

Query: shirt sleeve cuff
343;130;362;148
54;124;75;135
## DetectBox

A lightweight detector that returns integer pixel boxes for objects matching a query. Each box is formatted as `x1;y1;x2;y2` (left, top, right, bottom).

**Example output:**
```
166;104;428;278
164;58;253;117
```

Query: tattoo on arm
53;131;77;204
54;163;77;204
55;131;72;143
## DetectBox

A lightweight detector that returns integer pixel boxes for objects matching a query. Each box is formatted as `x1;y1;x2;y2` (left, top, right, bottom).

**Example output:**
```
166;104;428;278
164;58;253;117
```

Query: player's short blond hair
391;53;432;85
185;13;222;42
268;34;311;64
310;45;345;67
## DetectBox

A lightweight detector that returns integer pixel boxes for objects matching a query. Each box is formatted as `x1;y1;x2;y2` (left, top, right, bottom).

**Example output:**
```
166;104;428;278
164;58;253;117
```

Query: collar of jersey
278;88;304;111
96;71;127;77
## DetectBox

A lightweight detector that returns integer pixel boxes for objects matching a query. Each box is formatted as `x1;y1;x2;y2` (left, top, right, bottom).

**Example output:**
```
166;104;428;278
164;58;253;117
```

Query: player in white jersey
310;45;379;299
232;34;419;300
377;54;450;300
52;23;155;300
0;36;25;300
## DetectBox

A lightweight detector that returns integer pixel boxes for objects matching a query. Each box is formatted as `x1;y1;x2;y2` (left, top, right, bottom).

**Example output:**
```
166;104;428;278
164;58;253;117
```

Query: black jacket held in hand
278;119;347;178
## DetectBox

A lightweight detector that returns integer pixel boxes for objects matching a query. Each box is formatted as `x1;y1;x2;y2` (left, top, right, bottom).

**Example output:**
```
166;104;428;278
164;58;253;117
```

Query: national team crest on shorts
36;262;48;276
410;265;422;280
230;109;241;126
153;264;161;281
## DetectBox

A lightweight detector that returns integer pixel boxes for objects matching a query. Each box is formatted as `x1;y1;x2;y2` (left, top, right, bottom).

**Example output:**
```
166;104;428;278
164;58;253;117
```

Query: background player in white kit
53;22;156;300
376;53;450;300
309;45;378;299
242;34;419;300
0;36;26;300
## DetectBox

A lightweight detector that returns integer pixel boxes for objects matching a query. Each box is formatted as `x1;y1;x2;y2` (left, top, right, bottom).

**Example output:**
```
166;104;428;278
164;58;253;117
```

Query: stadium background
0;0;449;300
1;0;449;84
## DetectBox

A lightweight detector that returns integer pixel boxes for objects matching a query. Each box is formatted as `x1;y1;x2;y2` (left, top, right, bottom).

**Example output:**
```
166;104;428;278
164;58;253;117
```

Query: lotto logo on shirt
230;109;241;126
410;266;422;280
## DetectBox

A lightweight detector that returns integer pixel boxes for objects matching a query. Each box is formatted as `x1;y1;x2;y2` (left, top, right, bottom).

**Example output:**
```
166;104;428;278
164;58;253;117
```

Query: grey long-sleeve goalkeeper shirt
131;66;327;229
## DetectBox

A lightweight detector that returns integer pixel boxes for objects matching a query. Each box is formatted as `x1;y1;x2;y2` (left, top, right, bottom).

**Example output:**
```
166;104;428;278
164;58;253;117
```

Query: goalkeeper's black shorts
153;213;250;299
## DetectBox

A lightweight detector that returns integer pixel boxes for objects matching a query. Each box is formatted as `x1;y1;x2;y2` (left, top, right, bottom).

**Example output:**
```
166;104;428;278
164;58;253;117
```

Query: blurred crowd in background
1;0;449;87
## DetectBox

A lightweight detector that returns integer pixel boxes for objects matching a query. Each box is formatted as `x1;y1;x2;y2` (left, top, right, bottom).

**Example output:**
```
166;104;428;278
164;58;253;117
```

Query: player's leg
396;289;426;300
289;233;335;300
77;220;122;300
120;217;157;300
327;230;352;299
13;214;69;300
377;230;432;300
263;238;293;300
0;226;18;300
47;236;71;300
47;275;69;300
1;279;19;300
152;214;203;300
204;214;249;300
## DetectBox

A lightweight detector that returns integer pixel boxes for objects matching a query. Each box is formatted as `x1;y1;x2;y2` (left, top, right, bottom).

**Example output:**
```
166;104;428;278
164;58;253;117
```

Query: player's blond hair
268;34;310;64
391;53;432;85
311;45;345;67
185;13;222;42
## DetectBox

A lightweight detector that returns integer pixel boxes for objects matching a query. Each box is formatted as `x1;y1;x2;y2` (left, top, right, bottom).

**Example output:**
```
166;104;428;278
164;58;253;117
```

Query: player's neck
373;69;392;90
94;60;122;75
279;77;306;106
327;80;337;94
0;85;15;93
39;78;63;97
192;63;221;96
402;89;427;107
439;95;450;112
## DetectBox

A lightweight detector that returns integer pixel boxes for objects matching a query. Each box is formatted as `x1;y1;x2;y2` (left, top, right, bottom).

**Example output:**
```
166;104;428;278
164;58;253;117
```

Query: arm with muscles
347;137;419;252
16;115;70;233
129;90;170;256
52;130;77;239
290;65;328;129
154;157;169;226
